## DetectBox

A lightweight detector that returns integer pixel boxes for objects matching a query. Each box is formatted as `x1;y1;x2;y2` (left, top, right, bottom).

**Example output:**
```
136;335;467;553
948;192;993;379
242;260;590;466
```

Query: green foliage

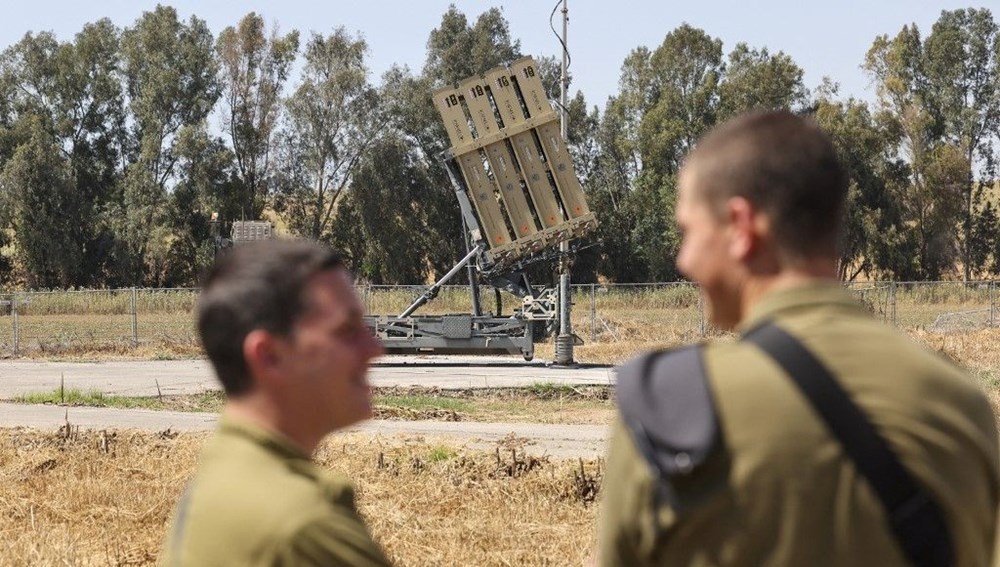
115;6;221;286
0;230;13;285
402;6;526;280
923;9;1000;280
274;28;381;241
216;12;299;219
718;43;808;119
13;387;225;411
969;189;1000;274
586;23;810;282
375;394;470;413
426;446;458;463
865;10;1000;279
424;6;521;87
0;21;125;287
813;94;913;280
0;7;998;287
15;387;108;406
13;387;154;408
525;382;578;399
1;117;83;287
121;6;220;171
331;135;433;284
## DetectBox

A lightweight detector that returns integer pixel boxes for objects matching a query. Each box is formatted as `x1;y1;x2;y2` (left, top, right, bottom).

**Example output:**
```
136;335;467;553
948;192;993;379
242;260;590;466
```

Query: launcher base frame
365;314;544;361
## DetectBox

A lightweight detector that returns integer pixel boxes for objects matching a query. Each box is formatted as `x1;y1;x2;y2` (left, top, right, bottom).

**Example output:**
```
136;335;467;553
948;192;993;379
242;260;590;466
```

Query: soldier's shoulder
195;440;333;517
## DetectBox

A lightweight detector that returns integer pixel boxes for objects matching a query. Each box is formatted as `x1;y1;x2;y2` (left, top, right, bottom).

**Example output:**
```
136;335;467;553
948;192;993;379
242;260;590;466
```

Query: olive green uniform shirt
160;417;391;567
600;283;999;567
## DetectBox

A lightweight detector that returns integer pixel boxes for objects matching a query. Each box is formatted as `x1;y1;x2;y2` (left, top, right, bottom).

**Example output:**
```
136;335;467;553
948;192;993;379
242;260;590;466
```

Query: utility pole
554;0;575;365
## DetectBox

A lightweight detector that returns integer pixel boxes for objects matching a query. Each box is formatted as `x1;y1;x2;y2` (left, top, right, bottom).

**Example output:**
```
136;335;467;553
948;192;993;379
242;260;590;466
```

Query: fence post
890;281;897;327
991;280;996;328
12;291;19;357
590;283;596;342
130;287;138;347
698;286;706;337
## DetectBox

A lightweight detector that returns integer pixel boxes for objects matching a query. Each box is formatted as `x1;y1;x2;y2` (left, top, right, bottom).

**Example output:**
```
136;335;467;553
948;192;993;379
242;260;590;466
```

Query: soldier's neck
223;398;321;456
740;257;839;321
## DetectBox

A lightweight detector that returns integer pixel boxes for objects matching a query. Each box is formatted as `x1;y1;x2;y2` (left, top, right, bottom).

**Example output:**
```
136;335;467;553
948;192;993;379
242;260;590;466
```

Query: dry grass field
1;428;601;566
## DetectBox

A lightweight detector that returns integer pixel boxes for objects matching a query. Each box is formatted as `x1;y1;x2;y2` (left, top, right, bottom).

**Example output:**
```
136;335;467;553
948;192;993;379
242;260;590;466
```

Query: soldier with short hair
598;110;1000;567
160;239;391;566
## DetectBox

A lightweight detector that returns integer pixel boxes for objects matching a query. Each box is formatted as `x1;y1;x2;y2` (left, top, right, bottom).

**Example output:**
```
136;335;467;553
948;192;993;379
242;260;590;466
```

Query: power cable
549;0;571;111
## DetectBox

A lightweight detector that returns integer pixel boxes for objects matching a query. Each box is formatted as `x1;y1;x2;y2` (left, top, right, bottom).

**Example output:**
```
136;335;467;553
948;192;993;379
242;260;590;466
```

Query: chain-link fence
0;288;200;356
0;281;996;356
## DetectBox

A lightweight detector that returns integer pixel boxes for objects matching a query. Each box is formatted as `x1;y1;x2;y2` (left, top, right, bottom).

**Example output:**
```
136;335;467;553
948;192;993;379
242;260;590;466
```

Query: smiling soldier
160;239;391;566
598;111;1000;567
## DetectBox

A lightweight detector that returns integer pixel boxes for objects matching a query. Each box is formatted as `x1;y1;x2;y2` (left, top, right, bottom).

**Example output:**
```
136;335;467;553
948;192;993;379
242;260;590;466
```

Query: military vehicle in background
210;214;274;257
364;56;597;361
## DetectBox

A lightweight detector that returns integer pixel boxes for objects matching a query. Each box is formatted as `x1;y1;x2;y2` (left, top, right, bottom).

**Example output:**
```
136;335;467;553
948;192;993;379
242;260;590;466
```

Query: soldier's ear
243;330;283;384
725;196;758;260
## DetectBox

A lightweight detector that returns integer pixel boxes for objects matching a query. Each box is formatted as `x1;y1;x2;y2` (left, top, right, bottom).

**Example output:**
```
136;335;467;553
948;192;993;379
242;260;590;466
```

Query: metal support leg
555;242;575;365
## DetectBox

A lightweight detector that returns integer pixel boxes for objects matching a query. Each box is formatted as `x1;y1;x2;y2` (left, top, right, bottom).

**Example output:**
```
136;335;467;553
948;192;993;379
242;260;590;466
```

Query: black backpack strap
744;322;953;567
617;345;720;479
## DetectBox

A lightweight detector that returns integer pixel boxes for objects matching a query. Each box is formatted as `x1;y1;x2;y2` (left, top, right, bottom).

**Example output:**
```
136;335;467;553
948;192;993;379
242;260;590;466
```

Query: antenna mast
555;0;575;365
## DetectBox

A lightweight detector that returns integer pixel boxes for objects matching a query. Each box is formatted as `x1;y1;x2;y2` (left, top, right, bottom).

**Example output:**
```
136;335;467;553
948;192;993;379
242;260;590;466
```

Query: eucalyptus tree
0;72;13;282
0;117;82;287
121;6;219;190
865;9;1000;279
424;6;521;88
922;8;1000;279
0;19;125;286
118;5;220;284
587;25;724;281
216;13;298;219
160;123;238;286
969;194;1000;274
330;135;434;284
366;6;524;280
811;85;914;280
718;43;808;120
273;28;382;241
589;24;814;281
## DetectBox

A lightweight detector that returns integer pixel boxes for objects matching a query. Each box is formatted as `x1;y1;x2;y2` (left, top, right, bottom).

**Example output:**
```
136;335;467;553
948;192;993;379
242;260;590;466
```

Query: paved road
0;356;616;398
0;402;609;459
0;356;617;459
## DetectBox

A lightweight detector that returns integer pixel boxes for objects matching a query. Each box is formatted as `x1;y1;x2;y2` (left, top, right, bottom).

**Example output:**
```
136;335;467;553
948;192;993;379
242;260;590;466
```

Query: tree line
0;5;997;289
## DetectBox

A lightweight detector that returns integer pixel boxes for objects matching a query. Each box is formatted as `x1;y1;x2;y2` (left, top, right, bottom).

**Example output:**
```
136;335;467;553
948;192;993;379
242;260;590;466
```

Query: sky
0;1;992;109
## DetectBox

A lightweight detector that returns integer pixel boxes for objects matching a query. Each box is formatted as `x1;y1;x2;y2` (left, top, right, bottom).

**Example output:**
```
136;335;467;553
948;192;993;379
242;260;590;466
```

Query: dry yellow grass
10;342;204;362
909;328;1000;369
908;328;1000;416
2;428;191;566
0;428;601;566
